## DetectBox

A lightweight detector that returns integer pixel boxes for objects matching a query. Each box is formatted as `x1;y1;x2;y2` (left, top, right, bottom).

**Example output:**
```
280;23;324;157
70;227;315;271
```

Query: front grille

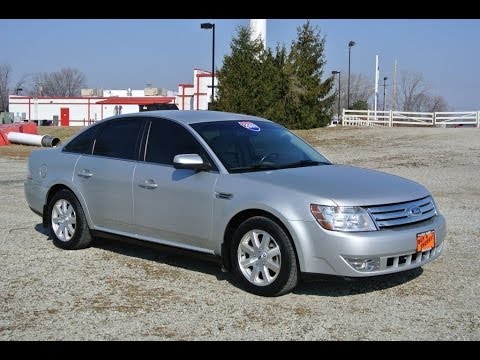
367;196;436;229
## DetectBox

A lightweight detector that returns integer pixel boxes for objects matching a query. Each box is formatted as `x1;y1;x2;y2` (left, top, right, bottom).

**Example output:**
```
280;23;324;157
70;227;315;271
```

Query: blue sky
1;19;479;110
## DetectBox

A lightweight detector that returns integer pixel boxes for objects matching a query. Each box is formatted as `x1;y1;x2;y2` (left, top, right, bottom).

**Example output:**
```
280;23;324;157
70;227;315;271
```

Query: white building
8;69;218;126
177;68;218;110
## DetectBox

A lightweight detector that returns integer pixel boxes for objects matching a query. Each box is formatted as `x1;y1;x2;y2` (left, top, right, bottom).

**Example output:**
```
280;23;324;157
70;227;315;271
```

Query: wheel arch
221;209;300;272
44;184;92;228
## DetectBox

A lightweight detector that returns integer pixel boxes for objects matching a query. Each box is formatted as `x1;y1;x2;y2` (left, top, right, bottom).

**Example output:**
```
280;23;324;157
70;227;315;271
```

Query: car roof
125;110;272;125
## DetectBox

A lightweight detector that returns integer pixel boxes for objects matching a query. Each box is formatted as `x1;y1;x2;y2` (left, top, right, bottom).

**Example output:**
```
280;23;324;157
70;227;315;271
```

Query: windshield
191;120;331;173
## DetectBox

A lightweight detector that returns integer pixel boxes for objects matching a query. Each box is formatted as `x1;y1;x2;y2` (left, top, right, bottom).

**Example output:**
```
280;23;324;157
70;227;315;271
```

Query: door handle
139;179;158;189
77;169;93;178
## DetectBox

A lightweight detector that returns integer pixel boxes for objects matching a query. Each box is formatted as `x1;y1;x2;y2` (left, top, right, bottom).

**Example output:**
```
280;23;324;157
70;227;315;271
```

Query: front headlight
310;204;377;232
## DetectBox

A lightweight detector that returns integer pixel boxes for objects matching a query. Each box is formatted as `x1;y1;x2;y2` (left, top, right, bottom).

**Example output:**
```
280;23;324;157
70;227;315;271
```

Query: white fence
342;110;480;128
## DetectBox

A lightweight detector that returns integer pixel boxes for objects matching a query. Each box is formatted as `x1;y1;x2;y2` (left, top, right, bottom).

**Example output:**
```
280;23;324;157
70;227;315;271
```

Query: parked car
327;118;340;128
24;110;446;296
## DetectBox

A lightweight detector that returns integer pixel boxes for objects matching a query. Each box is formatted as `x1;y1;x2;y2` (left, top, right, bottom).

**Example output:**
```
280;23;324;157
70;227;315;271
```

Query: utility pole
392;60;397;111
374;55;379;116
347;41;356;109
383;77;388;112
332;71;341;123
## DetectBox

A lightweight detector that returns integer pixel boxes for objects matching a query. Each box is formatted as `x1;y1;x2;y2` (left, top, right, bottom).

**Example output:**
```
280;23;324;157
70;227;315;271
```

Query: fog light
344;257;380;272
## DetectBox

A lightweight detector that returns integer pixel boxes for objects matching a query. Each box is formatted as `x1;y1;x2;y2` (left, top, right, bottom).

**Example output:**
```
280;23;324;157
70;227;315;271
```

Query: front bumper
289;214;446;277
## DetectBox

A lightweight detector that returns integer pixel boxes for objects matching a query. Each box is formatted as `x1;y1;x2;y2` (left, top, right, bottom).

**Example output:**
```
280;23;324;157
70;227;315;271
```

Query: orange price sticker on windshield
416;230;435;252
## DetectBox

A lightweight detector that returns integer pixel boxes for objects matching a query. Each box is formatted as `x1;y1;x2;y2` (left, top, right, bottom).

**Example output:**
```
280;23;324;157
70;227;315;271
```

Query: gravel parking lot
1;126;479;340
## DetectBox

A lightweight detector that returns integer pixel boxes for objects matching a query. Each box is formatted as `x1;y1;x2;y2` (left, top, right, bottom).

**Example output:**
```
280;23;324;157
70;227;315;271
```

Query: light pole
383;76;388;112
201;22;215;108
347;40;356;110
37;82;43;97
15;88;23;95
332;71;341;123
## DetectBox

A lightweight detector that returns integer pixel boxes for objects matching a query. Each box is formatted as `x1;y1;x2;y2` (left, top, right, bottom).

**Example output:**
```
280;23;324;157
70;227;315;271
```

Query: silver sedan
24;110;446;296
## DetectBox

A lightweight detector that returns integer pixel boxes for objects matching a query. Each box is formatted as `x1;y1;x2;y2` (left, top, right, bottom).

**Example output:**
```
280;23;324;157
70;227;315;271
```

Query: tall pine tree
261;44;290;126
215;22;335;129
285;21;335;129
214;26;267;115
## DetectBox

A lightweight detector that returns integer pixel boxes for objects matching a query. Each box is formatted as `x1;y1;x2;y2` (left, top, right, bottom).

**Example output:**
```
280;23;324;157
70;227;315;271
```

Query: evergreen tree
261;44;290;126
352;99;369;110
215;22;334;129
214;26;266;115
285;21;335;129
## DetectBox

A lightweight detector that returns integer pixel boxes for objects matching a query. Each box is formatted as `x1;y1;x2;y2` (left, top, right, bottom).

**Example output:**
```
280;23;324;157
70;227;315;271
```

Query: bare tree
33;67;87;97
397;70;450;112
347;73;375;109
0;64;12;112
12;73;32;95
333;73;374;111
0;64;35;111
332;69;450;113
398;71;431;112
426;95;449;112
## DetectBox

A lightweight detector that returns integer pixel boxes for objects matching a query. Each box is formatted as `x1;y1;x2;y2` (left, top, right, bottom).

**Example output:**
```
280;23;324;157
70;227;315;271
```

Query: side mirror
173;154;212;171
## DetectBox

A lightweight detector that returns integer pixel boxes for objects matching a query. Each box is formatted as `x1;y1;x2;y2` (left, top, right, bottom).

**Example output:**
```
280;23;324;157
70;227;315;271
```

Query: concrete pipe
7;132;60;147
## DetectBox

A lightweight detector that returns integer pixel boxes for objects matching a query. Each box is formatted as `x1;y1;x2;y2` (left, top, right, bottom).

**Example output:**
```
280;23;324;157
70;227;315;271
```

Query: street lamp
383;76;388;112
347;40;356;110
332;71;341;124
15;88;23;95
200;22;215;108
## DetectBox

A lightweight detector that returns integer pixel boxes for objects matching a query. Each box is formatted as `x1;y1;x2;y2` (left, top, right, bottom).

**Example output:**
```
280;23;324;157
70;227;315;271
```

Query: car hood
239;164;430;206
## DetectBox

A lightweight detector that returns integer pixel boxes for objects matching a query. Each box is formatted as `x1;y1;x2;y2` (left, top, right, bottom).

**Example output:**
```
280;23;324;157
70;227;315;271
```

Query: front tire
230;216;298;296
47;189;92;250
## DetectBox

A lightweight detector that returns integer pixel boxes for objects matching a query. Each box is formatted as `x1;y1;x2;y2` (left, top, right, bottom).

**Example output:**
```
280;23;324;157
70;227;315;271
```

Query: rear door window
93;118;144;160
63;125;101;154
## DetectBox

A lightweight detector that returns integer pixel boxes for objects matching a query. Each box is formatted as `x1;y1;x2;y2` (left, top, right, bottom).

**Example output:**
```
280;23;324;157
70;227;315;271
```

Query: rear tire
47;189;92;250
230;216;298;296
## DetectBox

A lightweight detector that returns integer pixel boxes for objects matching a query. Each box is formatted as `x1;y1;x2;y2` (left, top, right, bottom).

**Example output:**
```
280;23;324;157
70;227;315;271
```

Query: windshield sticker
238;121;261;132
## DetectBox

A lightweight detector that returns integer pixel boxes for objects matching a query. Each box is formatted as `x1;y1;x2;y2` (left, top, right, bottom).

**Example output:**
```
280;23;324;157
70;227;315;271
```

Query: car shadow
92;236;226;280
91;236;425;297
34;223;423;297
34;223;51;238
293;268;423;296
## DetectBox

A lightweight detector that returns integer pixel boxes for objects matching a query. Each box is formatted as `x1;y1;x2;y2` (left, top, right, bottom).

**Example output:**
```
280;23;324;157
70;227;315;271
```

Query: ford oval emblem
407;206;422;217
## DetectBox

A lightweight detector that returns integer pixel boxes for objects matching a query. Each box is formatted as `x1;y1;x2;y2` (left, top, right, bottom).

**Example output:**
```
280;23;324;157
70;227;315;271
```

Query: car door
133;119;218;251
73;117;144;233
